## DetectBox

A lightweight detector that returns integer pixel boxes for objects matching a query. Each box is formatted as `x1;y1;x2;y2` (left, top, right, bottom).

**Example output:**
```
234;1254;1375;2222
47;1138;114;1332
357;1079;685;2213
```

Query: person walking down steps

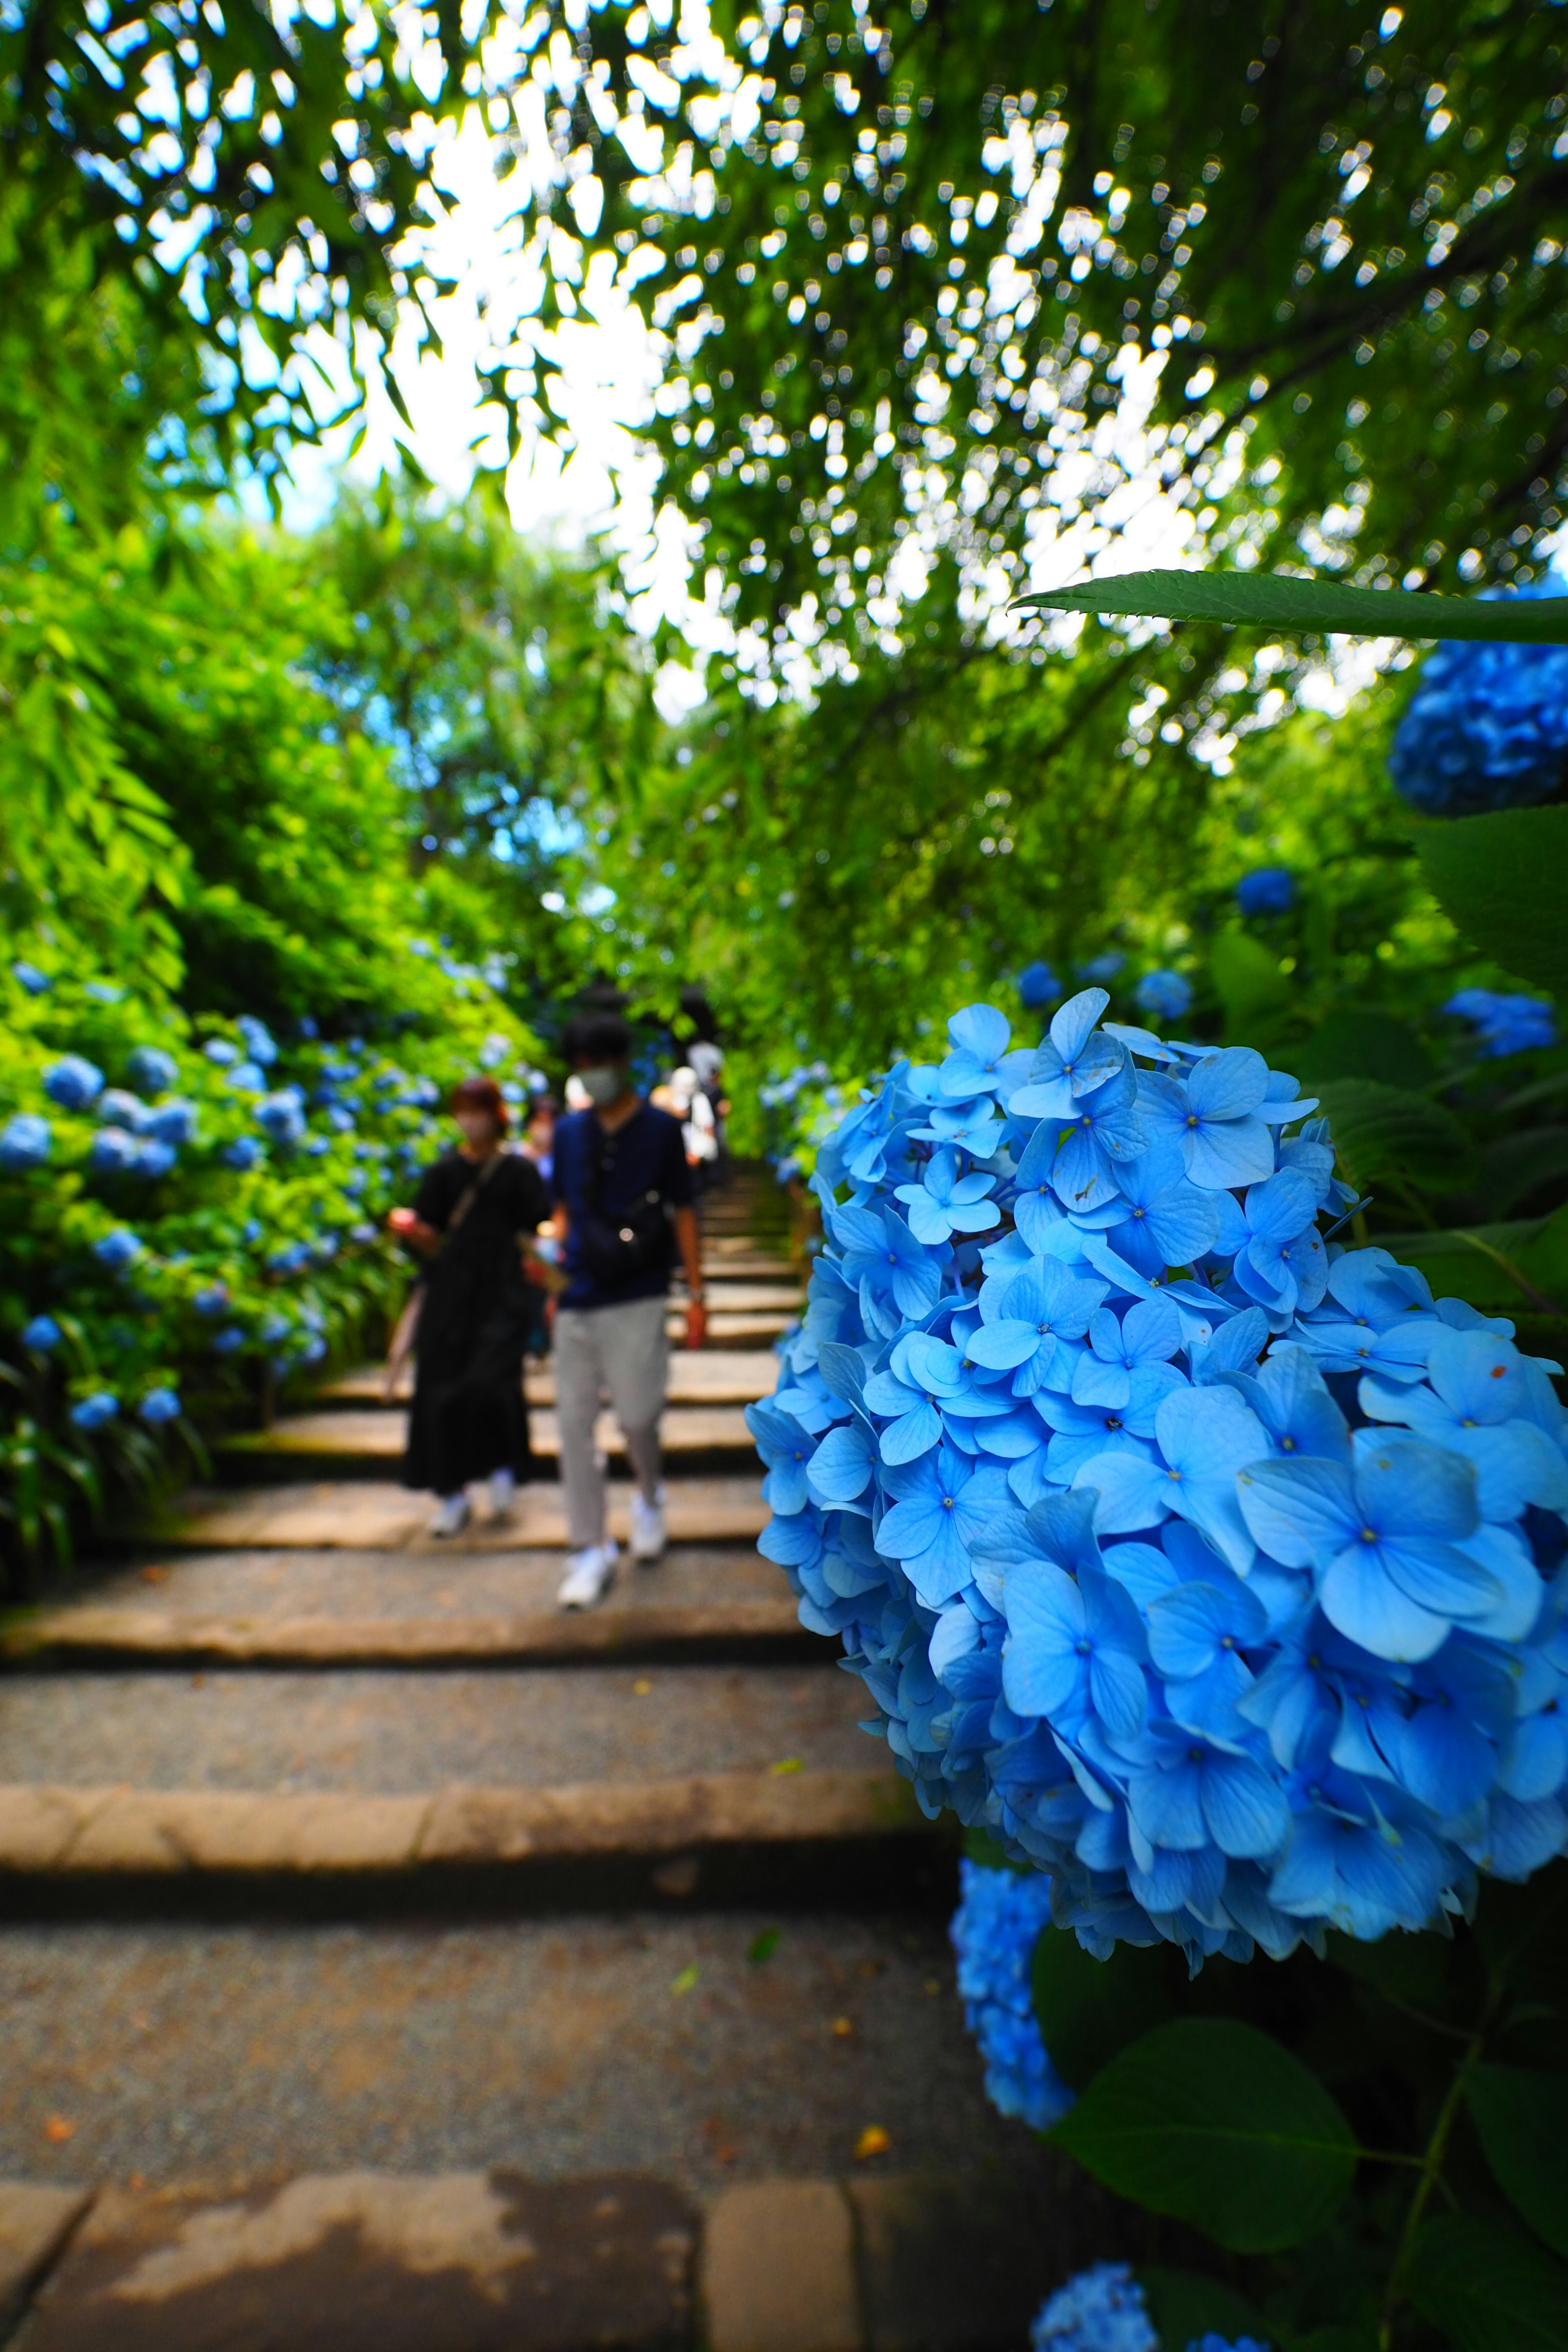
551;1012;706;1609
388;1076;551;1537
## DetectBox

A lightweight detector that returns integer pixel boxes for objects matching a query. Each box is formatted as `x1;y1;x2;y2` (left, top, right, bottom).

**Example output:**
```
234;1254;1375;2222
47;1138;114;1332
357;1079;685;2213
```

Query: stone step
138;1475;770;1552
218;1403;760;1481
4;1541;806;1669
0;1766;922;1878
4;1542;795;1667
318;1353;781;1411
675;1283;803;1313
0;1657;868;1796
2;1599;808;1669
1;2164;1106;2352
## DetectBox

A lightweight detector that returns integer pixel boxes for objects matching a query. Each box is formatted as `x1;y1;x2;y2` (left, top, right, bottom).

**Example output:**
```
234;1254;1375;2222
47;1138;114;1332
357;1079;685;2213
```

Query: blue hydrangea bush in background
1389;574;1568;816
0;961;537;1574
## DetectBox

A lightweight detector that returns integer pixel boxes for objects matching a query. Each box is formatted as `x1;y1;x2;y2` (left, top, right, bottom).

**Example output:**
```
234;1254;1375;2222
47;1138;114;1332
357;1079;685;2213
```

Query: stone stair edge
0;1766;928;1874
1;2165;1099;2352
2;1597;811;1668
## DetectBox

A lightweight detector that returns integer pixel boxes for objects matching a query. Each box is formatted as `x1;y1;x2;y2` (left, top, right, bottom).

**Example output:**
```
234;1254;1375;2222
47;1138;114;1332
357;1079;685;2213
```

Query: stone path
0;1166;1076;2345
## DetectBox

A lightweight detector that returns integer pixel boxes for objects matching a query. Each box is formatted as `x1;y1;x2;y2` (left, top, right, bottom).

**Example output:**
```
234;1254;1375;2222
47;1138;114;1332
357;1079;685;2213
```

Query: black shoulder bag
577;1116;673;1287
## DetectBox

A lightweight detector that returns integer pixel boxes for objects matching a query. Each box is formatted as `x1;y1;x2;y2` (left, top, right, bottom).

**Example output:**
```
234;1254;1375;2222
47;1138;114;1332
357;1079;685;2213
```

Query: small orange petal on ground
43;2116;75;2143
139;1566;169;1584
831;2016;853;2038
854;2126;891;2160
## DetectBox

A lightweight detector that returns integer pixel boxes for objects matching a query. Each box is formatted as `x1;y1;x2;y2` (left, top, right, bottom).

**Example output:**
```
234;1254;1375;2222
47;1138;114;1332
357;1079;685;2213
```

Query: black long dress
401;1149;550;1496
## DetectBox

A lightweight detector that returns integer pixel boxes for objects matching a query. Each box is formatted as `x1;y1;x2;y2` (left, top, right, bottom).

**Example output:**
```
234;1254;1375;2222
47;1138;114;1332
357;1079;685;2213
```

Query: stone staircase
0;1161;1070;2347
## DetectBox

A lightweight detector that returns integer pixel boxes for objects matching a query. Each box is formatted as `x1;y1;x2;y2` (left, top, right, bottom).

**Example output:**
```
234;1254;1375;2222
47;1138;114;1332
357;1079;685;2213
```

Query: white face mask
577;1063;626;1108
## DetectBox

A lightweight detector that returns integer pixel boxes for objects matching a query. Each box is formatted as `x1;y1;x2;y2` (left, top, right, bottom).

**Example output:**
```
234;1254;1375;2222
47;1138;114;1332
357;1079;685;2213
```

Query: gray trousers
554;1295;669;1550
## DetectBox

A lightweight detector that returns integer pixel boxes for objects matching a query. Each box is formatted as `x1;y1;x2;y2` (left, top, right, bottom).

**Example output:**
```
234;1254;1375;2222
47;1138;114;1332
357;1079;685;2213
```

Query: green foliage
1419;811;1568;1004
1;0;486;535
1463;2067;1568;2262
1049;2017;1359;2254
1023;574;1568;645
1032;1857;1568;2351
1309;1080;1476;1196
515;0;1568;639
1405;2218;1568;2352
1030;1924;1172;2094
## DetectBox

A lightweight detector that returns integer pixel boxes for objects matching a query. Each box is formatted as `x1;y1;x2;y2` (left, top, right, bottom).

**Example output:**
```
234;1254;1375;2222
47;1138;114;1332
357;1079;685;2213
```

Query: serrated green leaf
1406;2215;1568;2352
1016;570;1568;644
1419;810;1568;1001
1136;2264;1271;2352
1314;1079;1476;1192
1047;2018;1358;2252
1466;2065;1568;2260
1293;1010;1432;1092
1031;1924;1173;2092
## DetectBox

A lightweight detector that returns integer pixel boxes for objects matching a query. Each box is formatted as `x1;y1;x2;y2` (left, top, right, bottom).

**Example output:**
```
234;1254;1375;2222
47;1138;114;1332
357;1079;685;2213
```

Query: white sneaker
429;1492;471;1538
630;1486;668;1565
557;1542;618;1610
488;1468;517;1521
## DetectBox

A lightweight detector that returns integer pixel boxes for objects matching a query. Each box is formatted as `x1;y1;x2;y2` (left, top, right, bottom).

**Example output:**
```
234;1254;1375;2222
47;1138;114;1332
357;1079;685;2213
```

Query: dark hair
564;1012;633;1066
450;1076;508;1133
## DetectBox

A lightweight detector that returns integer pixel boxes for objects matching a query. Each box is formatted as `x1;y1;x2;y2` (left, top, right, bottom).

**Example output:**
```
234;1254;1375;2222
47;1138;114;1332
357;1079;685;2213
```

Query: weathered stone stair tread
143;1476;770;1552
0;1662;866;1792
675;1282;802;1312
6;1600;805;1667
9;1544;784;1627
318;1353;781;1410
0;1767;922;1873
222;1403;758;1465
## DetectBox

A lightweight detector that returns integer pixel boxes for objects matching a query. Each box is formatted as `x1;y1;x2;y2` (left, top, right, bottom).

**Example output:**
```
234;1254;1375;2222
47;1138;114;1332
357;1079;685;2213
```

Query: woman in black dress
388;1077;550;1537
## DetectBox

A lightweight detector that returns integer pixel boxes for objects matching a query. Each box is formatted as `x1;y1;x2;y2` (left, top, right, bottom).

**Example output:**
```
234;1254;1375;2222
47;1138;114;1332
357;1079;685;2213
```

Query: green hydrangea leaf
1406;2215;1568;2352
1466;2065;1568;2260
1419;809;1568;1002
1031;1924;1173;2093
1313;1078;1477;1192
1017;571;1568;644
1047;2017;1358;2251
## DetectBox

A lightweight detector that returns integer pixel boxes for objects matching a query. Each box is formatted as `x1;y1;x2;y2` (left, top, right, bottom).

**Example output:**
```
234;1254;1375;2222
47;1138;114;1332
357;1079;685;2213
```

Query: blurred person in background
521;1091;556;1185
388;1076;550;1537
550;1012;706;1608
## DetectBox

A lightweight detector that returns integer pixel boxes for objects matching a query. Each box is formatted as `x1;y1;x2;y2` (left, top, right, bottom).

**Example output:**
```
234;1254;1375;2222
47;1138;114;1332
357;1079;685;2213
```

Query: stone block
0;2184;93;2334
703;2179;862;2352
62;1792;427;1875
24;2171;693;2351
0;1784;106;1869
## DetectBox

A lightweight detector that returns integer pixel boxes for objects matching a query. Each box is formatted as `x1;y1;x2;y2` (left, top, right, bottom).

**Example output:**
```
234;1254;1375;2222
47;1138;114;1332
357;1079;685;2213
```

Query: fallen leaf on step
747;1929;780;1965
768;1757;803;1775
671;1964;700;1996
854;2127;890;2161
633;1678;653;1696
43;2116;75;2143
832;2017;853;2039
139;1566;169;1584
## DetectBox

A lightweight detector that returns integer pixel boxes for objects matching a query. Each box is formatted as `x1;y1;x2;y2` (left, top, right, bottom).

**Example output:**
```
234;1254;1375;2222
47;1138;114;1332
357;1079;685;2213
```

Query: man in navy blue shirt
550;1012;705;1608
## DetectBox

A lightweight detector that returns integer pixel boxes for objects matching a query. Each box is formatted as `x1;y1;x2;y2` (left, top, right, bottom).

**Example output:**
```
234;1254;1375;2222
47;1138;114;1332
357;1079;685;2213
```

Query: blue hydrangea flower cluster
749;993;1568;1963
1028;2262;1265;2351
1031;2263;1158;2352
1444;989;1557;1059
1389;575;1568;815
1135;971;1193;1023
1234;868;1295;918
949;1858;1072;2128
1019;963;1062;1011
